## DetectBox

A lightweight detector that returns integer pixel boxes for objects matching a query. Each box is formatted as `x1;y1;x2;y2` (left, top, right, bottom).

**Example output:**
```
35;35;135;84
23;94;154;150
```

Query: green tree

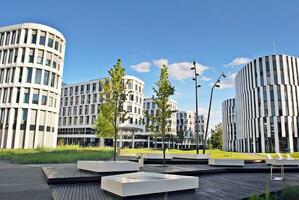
147;65;175;166
177;129;184;149
144;111;159;149
94;59;128;161
209;123;223;149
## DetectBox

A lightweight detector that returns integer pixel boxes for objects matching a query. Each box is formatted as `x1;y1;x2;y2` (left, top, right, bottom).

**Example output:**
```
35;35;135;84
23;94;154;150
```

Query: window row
127;80;144;93
0;48;62;71
0;28;64;53
0;67;60;89
62;83;102;96
61;93;101;106
61;104;98;116
59;115;97;126
0;86;57;108
237;55;299;93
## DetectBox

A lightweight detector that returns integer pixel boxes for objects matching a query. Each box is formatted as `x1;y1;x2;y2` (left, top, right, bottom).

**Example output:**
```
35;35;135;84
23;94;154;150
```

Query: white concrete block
77;161;139;173
208;158;244;166
266;159;299;166
172;154;210;160
142;153;173;160
101;172;198;197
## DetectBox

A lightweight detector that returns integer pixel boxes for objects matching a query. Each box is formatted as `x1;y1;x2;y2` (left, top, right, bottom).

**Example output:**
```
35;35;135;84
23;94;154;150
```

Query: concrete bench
266;159;299;166
208;158;244;166
101;172;198;197
172;154;210;160
142;153;173;160
77;161;139;173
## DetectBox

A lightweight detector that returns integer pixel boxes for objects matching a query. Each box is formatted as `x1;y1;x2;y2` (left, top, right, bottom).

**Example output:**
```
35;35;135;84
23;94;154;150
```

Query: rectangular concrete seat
101;172;198;197
266;159;299;166
173;154;210;160
142;153;173;160
77;161;139;173
208;158;244;166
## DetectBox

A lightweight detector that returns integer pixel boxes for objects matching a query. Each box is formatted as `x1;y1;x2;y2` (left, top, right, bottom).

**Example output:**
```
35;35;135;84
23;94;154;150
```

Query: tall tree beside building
148;65;175;166
208;123;223;149
94;59;128;161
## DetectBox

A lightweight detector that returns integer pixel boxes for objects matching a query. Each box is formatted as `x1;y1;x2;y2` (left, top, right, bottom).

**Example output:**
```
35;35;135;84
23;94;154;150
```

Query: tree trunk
162;133;166;167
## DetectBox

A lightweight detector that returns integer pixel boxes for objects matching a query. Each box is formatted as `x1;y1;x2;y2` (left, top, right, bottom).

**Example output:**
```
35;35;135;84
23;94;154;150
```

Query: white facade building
176;111;204;147
143;97;177;148
0;23;65;149
222;98;236;151
58;75;145;147
235;54;299;153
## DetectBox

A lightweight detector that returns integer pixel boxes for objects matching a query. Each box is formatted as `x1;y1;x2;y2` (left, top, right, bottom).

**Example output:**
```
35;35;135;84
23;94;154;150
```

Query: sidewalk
0;161;53;200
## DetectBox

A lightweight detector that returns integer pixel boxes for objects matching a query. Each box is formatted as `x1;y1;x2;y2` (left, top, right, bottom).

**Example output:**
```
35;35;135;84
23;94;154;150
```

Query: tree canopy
208;123;223;149
94;59;128;160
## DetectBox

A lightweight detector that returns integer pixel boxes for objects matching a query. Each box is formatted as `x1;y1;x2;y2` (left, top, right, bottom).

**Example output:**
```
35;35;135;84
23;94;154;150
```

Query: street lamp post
191;61;201;154
202;72;226;154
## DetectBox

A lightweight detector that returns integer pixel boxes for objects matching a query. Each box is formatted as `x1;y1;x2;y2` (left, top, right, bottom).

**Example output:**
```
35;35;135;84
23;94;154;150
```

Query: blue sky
1;0;299;128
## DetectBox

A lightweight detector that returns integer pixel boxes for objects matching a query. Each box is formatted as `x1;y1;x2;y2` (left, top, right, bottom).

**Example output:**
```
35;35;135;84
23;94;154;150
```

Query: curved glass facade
0;23;65;148
235;55;299;153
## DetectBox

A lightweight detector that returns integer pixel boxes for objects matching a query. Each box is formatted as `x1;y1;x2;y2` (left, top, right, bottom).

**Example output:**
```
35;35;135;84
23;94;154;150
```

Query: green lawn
2;146;298;164
120;148;267;160
0;145;113;164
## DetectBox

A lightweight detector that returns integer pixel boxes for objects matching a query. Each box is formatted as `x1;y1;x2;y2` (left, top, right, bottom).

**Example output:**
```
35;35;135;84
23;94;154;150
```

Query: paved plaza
1;160;299;200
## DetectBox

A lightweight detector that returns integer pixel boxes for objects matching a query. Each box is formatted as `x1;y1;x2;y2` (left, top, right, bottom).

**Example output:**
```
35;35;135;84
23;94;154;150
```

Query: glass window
39;31;46;45
34;69;42;84
14;48;18;63
8;49;13;63
31;30;37;44
43;70;49;85
26;67;32;83
48;34;54;47
0;33;4;46
41;95;47;105
16;87;20;103
23;88;30;103
23;29;28;43
45;52;51;66
50;73;55;87
5;32;10;45
28;48;34;63
37;50;44;64
32;89;39;104
11;31;16;45
21;48;25;63
54;38;59;50
20;108;28;130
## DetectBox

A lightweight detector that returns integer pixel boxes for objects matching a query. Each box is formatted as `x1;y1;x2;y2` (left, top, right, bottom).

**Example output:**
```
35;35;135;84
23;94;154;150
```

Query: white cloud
225;57;251;67
200;76;211;81
153;58;168;68
217;72;237;89
153;59;208;81
131;62;151;72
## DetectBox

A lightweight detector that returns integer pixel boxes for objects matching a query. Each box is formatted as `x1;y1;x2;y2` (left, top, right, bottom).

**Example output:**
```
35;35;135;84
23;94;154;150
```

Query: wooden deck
50;172;299;200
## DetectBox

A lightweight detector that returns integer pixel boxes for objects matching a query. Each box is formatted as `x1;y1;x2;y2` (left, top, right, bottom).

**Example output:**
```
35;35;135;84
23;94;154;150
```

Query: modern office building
233;54;299;153
222;98;236;151
143;97;177;148
58;75;145;147
0;23;65;149
176;111;205;147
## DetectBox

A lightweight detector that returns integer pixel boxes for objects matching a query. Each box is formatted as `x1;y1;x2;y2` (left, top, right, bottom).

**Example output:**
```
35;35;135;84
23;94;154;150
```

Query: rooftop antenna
273;42;276;54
